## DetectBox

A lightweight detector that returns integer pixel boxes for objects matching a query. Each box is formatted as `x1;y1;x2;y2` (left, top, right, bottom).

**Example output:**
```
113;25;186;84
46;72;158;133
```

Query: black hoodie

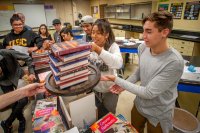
3;27;42;49
0;49;34;87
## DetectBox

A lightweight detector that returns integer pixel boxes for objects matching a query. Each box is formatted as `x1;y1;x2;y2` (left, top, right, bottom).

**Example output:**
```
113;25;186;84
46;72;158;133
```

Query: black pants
1;85;28;127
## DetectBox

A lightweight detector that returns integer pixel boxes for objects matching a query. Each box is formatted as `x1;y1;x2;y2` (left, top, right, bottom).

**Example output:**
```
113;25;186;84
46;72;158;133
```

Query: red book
51;40;91;56
54;75;89;89
50;63;88;77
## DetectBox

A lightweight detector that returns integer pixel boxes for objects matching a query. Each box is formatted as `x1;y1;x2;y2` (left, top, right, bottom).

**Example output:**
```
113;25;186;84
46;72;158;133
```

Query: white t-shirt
90;42;123;93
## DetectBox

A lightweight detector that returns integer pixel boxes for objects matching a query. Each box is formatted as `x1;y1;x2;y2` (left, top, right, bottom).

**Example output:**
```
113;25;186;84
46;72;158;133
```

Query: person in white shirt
90;19;123;117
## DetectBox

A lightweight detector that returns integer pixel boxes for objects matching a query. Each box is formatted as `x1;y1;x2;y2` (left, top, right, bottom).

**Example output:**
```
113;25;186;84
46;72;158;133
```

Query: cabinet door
168;38;194;56
175;39;194;56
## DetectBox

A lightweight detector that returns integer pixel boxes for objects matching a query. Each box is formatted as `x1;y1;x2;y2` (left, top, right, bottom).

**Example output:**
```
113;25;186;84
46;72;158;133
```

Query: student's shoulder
170;47;183;61
138;42;147;54
5;32;13;38
109;42;120;50
168;48;184;68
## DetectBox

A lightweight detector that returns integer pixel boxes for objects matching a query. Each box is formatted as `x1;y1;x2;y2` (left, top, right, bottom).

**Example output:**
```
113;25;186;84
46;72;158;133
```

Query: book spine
58;62;88;72
59;69;89;80
59;76;88;89
49;55;65;67
56;45;91;56
59;50;90;62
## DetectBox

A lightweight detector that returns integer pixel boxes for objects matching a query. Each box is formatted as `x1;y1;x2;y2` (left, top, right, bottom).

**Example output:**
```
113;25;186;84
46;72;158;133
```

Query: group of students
0;11;184;133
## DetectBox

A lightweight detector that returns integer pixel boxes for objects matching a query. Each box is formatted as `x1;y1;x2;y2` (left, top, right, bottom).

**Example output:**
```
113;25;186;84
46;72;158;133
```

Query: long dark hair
60;27;74;42
38;24;50;37
10;14;22;25
92;19;115;51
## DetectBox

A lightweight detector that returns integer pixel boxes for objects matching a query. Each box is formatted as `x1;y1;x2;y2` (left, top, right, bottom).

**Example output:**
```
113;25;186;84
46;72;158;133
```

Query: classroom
0;0;200;133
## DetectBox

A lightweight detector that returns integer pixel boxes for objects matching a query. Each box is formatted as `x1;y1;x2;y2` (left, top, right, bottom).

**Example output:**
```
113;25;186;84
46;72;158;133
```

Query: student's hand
101;75;116;82
20;83;46;97
28;47;38;53
90;42;102;55
109;84;125;94
6;46;13;49
43;40;50;50
28;74;36;82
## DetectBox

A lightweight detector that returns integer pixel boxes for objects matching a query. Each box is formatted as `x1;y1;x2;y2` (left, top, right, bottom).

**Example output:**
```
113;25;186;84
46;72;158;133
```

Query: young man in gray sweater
101;11;184;133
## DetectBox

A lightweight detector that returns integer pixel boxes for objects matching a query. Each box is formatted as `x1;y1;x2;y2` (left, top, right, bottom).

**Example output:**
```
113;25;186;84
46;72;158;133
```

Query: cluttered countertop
111;23;200;43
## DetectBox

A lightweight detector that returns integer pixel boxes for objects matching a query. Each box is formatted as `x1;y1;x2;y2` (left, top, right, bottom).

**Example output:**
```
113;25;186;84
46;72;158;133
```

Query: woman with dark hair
90;19;123;116
60;27;74;42
3;14;42;53
38;24;54;50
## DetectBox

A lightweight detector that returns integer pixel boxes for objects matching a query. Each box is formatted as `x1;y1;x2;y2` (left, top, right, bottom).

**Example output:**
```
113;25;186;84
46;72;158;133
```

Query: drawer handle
181;47;184;48
180;52;183;53
182;42;185;44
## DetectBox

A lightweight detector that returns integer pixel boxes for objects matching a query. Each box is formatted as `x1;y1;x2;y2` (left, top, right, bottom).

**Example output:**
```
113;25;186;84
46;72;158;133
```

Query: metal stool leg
195;101;200;117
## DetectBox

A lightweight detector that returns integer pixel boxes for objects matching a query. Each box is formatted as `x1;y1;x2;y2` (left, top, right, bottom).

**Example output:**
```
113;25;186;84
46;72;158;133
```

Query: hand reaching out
109;84;125;94
20;83;46;97
28;74;36;82
101;75;116;82
28;47;38;53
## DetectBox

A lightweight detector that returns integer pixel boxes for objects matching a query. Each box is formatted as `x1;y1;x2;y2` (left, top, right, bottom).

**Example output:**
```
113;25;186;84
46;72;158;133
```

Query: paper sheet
12;45;29;55
64;127;79;133
184;66;200;74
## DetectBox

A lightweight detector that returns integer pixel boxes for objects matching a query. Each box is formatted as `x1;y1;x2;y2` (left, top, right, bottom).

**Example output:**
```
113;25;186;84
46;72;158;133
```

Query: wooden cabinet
104;2;152;20
112;29;126;37
104;5;116;19
131;3;152;20
168;38;200;56
116;5;131;19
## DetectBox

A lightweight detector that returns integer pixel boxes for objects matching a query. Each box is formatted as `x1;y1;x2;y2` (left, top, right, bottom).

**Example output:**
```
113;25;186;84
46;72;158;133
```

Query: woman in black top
38;24;54;50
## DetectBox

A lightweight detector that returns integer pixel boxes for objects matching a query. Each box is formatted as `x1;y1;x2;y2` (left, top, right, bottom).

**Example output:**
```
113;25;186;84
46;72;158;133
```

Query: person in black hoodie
0;49;36;133
3;14;42;53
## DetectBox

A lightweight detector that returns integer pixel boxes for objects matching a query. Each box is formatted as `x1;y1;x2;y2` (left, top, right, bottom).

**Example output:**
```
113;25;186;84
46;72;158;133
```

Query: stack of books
32;49;50;71
32;97;66;133
49;40;91;89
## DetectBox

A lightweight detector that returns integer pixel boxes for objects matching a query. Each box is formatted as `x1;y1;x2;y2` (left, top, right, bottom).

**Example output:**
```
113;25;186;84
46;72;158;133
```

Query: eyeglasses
13;24;23;27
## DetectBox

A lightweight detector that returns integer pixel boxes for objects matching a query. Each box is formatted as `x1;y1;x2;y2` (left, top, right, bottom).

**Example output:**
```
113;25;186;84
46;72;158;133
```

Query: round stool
173;107;200;133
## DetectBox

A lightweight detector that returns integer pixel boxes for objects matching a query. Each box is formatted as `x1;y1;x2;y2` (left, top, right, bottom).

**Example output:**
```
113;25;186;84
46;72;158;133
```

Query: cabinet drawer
180;51;193;56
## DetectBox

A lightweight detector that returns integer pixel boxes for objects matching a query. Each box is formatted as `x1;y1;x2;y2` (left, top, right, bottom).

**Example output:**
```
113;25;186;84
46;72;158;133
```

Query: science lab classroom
0;0;200;133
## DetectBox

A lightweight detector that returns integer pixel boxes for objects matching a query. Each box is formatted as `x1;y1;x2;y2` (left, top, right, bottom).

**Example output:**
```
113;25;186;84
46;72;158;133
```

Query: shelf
130;18;143;21
104;2;151;21
104;12;117;13
116;12;130;13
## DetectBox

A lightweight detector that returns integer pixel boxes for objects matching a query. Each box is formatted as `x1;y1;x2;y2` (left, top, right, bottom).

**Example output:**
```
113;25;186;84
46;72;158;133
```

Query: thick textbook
58;49;90;62
51;41;91;56
58;58;88;71
49;63;88;77
56;75;88;89
49;50;89;67
57;67;89;81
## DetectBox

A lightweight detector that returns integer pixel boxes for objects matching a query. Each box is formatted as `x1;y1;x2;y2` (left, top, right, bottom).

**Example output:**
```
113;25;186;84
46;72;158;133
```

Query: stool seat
173;107;200;133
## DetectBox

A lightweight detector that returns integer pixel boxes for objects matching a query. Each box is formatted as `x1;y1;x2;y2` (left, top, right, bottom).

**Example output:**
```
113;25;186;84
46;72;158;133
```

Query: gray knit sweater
114;43;184;133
